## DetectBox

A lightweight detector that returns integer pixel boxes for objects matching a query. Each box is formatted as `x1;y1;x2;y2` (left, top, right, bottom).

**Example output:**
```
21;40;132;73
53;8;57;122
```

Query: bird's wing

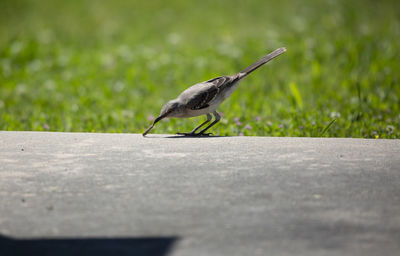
206;75;239;89
185;75;239;110
186;83;219;110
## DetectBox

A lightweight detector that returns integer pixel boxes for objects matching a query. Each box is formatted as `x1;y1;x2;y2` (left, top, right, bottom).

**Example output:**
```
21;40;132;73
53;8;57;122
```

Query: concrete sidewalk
0;131;399;256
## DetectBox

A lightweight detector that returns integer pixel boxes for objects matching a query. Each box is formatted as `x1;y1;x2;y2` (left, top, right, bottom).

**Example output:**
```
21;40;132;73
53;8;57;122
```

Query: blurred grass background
0;0;399;138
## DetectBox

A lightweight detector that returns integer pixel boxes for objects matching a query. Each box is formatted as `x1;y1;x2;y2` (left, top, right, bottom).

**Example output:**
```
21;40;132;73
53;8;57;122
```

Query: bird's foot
176;132;213;137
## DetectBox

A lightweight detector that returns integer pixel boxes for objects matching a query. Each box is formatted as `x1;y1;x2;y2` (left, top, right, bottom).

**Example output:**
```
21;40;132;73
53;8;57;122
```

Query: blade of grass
289;82;303;109
320;119;337;136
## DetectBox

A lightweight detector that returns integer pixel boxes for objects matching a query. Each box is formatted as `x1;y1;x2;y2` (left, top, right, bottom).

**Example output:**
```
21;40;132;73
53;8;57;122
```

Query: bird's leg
190;113;213;134
177;113;212;136
197;111;221;135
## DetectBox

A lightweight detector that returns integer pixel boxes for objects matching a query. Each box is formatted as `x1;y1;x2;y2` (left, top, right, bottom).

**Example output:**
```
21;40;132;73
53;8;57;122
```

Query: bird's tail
239;47;286;75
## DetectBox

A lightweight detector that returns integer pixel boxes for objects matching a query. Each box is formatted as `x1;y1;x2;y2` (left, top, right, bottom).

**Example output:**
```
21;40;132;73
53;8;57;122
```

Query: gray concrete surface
0;131;399;256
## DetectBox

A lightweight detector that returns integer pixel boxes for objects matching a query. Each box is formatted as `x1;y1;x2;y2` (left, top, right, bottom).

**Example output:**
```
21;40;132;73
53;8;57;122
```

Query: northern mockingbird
143;47;286;136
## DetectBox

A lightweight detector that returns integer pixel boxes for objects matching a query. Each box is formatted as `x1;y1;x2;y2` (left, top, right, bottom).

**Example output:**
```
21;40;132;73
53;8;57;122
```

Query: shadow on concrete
164;135;227;139
143;134;228;139
0;235;178;256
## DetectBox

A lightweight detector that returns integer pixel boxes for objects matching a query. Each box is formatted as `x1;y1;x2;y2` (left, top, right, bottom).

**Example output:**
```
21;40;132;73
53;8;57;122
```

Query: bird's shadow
144;134;230;139
0;234;178;256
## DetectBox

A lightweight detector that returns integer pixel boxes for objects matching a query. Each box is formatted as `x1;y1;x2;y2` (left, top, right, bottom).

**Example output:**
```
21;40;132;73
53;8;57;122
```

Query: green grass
0;0;399;138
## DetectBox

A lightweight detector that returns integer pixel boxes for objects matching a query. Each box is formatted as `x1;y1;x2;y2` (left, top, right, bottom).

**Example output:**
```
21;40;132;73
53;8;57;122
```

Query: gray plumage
143;47;286;136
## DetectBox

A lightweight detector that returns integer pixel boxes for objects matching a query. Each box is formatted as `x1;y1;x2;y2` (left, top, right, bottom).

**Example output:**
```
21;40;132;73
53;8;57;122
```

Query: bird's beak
142;114;167;136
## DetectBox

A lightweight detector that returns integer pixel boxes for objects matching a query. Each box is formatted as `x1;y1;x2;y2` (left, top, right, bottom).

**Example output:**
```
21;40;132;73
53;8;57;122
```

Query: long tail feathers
240;47;286;75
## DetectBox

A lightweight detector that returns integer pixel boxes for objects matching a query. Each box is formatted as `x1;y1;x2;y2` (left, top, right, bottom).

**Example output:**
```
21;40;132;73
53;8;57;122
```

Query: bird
143;47;286;137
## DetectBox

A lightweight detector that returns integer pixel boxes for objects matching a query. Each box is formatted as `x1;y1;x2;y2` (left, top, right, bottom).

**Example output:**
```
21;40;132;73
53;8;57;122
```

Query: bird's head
159;100;181;118
142;99;182;136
